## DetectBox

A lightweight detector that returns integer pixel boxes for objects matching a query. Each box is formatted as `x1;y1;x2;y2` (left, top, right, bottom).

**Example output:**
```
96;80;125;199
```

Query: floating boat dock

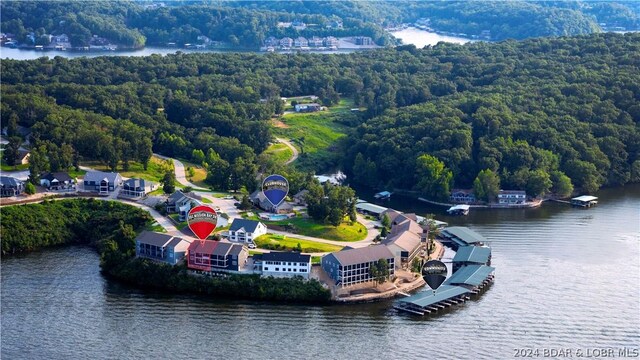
395;226;494;316
571;195;598;207
447;204;470;215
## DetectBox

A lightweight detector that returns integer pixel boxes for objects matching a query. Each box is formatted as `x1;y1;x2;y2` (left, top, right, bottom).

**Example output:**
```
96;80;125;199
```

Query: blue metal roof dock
440;226;488;249
445;265;495;287
452;246;491;265
394;285;471;315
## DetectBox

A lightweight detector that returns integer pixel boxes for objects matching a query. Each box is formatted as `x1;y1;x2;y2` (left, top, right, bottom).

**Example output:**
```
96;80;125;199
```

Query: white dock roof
572;195;598;202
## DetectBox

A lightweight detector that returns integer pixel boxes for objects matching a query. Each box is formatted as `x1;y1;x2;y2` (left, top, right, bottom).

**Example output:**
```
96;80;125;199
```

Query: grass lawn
0;163;28;172
67;168;87;178
262;142;294;164
273;98;358;170
146;222;167;233
311;256;322;264
271;217;367;242
169;214;188;230
254;234;343;253
177;158;208;189
201;197;212;204
81;155;173;182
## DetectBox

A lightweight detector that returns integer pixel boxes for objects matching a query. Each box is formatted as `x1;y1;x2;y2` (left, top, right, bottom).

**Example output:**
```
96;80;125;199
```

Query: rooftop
441;227;488;245
83;171;120;183
572;195;598;202
355;202;388;215
229;218;264;233
260;251;311;263
445;265;495;287
41;172;73;183
398;285;471;308
329;245;394;266
136;231;188;248
452;246;491;264
0;176;23;187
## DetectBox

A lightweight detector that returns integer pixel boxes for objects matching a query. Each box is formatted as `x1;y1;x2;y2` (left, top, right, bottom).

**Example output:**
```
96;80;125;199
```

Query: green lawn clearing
254;234;343;253
177;158;208;189
262;142;294;164
271;217;367;242
0;163;28;172
81;155;173;183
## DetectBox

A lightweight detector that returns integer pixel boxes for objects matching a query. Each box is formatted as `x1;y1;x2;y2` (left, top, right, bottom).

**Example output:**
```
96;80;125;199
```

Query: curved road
275;137;299;165
153;153;207;190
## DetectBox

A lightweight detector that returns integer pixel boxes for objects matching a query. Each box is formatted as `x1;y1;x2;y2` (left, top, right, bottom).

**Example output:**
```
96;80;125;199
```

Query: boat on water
447;204;470;215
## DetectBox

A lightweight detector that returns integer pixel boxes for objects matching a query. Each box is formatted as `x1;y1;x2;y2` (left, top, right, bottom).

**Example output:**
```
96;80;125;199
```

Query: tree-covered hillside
2;33;638;196
2;1;639;49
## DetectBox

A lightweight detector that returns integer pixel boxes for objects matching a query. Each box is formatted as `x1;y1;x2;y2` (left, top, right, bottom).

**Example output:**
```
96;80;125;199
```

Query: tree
182;186;193;193
239;194;252;210
473;169;501;202
162;170;176;194
2;136;22;167
28;145;50;184
380;226;388;238
525;169;552;197
7;113;19;137
411;258;422;273
186;167;195;179
414;154;453;201
192;149;205;164
24;182;36;195
369;259;390;285
551;171;573;198
381;214;391;229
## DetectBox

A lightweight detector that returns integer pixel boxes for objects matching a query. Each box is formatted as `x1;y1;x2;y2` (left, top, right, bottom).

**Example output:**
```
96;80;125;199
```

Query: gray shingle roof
329;245;393;266
229;219;263;233
136;231;187;248
83;171;121;184
0;176;23;187
261;252;310;263
41;172;73;183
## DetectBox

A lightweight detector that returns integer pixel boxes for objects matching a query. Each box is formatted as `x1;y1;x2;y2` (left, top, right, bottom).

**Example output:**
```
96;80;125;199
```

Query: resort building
135;231;191;265
255;252;312;279
40;172;75;190
187;240;248;272
0;176;24;197
83;171;122;194
308;36;324;47
497;190;527;204
279;37;293;48
383;230;422;269
228;219;267;243
294;36;308;48
121;178;156;197
321;245;395;287
354;36;374;45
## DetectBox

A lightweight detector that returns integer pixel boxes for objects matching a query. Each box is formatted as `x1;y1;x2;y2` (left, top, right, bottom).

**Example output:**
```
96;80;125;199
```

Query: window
300;269;307;272
275;268;279;271
264;267;269;271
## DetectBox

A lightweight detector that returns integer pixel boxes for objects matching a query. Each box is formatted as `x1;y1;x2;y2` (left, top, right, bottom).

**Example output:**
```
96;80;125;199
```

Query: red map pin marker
187;205;218;241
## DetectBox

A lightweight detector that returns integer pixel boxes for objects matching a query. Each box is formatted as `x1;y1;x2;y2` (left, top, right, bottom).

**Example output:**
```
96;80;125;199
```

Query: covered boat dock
439;226;488;250
571;195;598;207
445;265;495;293
394;285;472;315
447;204;469;215
452;246;492;270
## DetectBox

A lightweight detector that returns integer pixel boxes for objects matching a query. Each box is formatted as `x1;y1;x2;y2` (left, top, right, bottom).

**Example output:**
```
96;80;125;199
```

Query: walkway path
153;153;207;190
275;137;299;165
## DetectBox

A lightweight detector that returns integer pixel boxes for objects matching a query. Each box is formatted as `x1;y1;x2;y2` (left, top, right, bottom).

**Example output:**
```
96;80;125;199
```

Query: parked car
247;243;256;249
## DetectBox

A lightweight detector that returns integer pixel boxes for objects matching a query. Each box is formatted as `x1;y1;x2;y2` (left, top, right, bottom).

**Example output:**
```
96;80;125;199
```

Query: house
53;34;70;44
166;191;200;221
279;37;293;48
228;218;267;243
135;231;191;265
83;171;122;194
17;149;30;165
187;240;248;272
308;36;324;47
292;189;309;205
321;245;395;287
292;20;306;30
294;36;308;48
40;172;75;190
323;36;339;48
383;230;422;269
0;176;24;197
249;190;293;213
355;36;374;45
255;252;312;279
388;216;426;238
326;20;343;29
497;190;527;204
294;103;322;112
264;36;278;47
121;178;156;197
450;189;476;203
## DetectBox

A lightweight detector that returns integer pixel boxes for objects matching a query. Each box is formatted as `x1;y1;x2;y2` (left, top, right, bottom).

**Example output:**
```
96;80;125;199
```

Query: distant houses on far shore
264;36;339;50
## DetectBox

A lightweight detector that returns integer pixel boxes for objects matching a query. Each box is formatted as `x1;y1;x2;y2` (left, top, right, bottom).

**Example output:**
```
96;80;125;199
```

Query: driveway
154;153;206;190
275;137;299;165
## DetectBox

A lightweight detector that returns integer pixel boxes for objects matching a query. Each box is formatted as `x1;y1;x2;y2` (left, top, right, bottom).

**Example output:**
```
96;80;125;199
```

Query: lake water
389;27;475;47
2;184;639;359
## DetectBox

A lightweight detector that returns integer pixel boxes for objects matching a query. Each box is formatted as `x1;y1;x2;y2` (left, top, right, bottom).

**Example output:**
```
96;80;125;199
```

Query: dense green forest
0;199;152;254
2;1;638;49
2;33;639;197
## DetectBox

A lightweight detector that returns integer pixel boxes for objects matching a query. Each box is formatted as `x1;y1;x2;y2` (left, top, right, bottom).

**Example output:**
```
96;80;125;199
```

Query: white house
497;190;527;204
258;252;311;279
228;219;267;243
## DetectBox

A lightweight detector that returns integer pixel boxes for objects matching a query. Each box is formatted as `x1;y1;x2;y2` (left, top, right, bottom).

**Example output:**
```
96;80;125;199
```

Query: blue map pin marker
262;174;289;207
